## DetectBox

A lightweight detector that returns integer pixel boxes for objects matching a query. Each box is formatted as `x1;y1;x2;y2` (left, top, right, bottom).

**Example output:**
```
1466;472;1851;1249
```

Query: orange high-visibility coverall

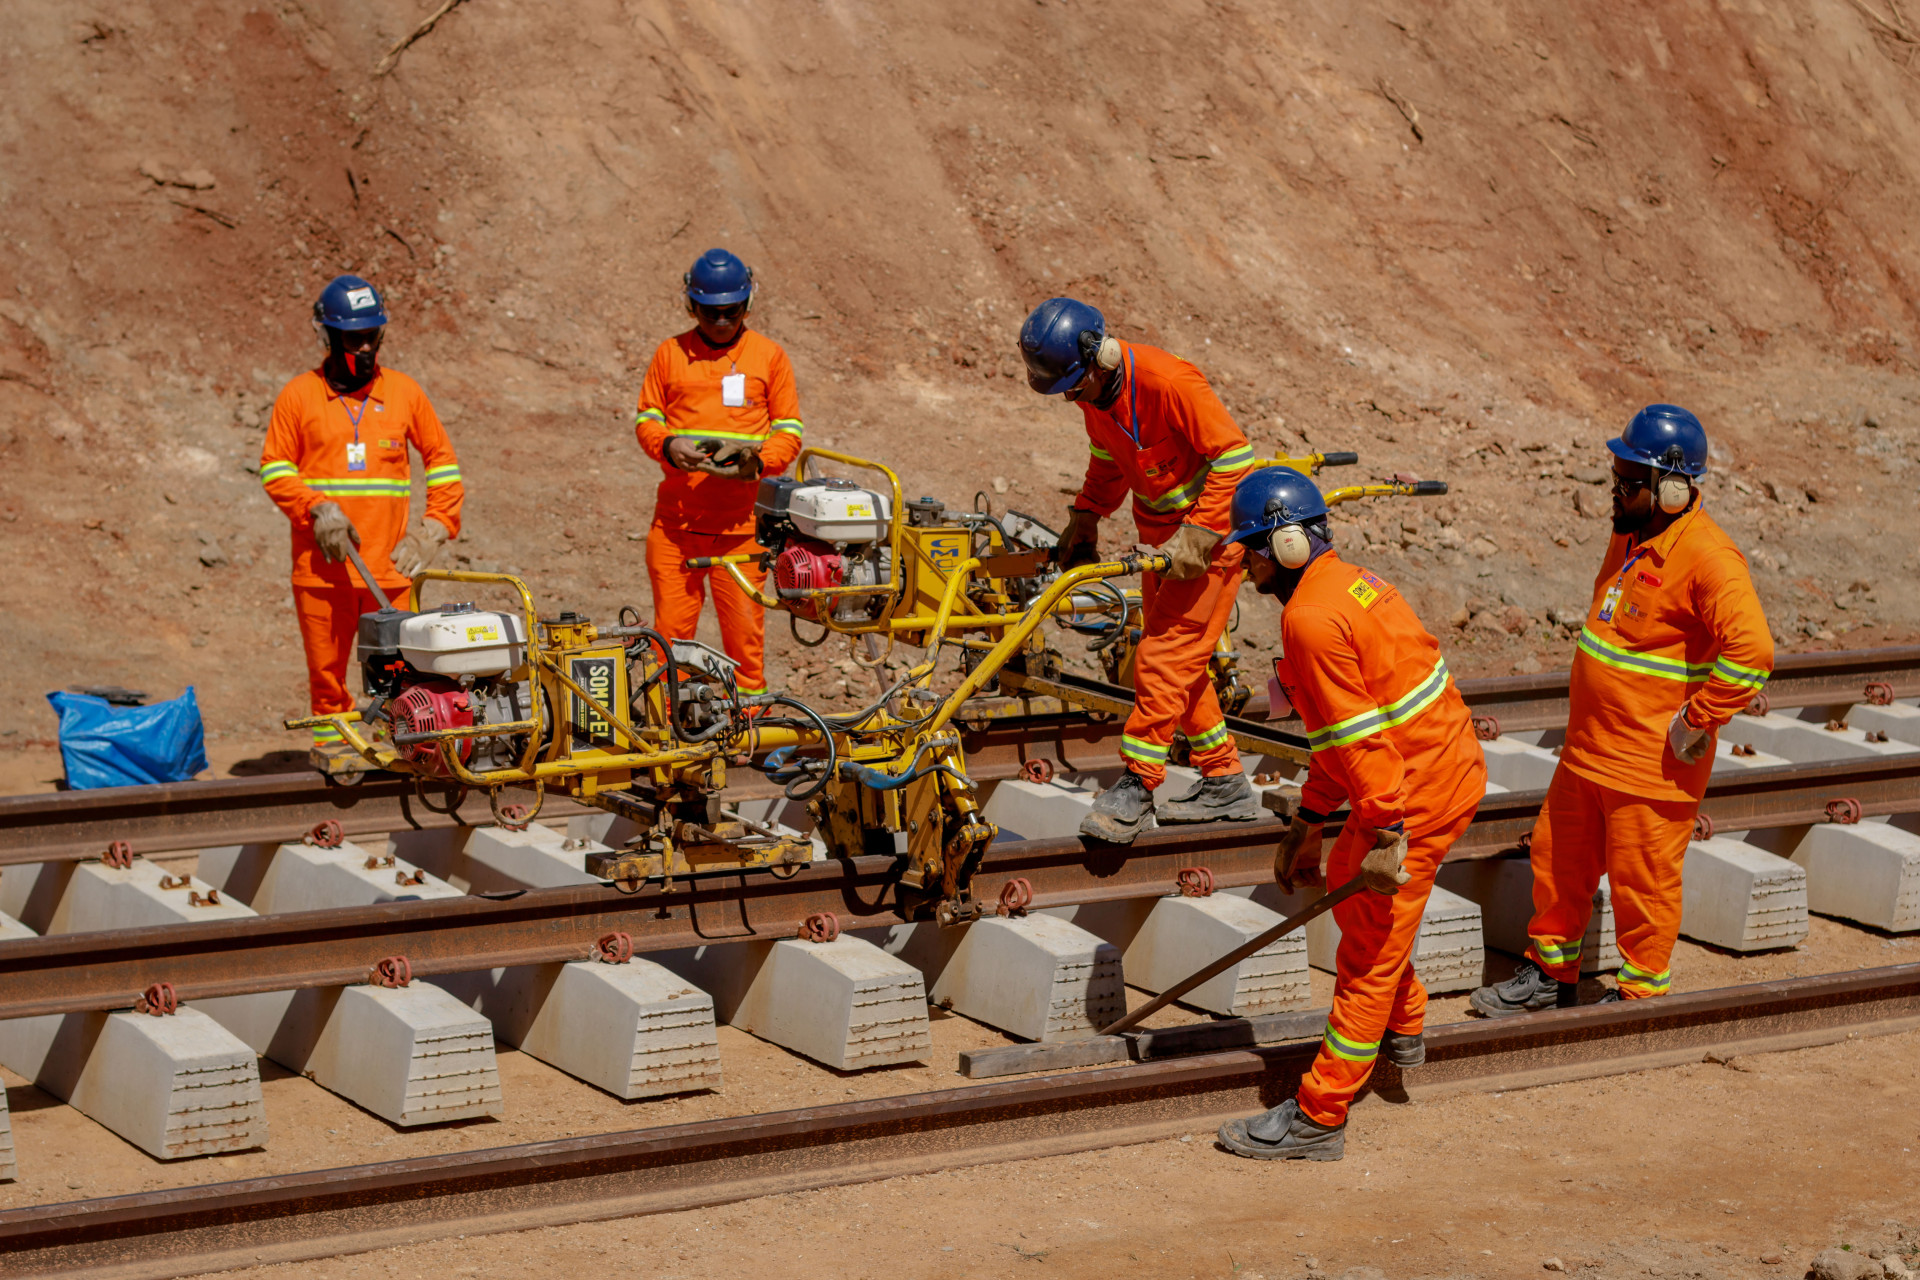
1072;343;1256;788
261;368;464;742
635;328;803;696
1271;552;1486;1128
1527;499;1772;996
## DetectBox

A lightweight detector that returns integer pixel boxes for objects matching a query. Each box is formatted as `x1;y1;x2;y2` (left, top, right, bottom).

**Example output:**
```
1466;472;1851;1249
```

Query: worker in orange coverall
260;275;464;769
1471;405;1772;1015
1018;297;1260;842
634;249;804;697
1213;467;1486;1161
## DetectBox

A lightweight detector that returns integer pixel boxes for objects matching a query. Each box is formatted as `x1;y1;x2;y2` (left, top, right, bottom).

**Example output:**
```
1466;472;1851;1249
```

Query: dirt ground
5;0;1920;767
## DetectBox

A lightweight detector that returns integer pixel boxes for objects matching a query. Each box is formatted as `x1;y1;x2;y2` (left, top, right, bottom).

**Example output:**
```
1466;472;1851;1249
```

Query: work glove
1273;814;1324;893
1159;522;1222;581
1667;705;1711;765
1360;826;1412;896
1055;506;1102;570
310;501;361;563
391;519;451;579
700;441;764;480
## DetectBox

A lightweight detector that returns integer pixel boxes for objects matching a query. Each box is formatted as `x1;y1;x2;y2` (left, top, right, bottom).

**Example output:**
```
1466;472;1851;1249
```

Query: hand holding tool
1360;826;1411;895
311;502;361;563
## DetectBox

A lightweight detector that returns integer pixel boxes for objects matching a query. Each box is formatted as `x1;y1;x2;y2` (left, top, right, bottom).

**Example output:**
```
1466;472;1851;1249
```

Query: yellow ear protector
1270;524;1312;569
1656;469;1692;514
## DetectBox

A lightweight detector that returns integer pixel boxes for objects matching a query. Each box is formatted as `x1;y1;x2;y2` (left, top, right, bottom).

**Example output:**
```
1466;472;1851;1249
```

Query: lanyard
1116;348;1142;449
340;393;367;433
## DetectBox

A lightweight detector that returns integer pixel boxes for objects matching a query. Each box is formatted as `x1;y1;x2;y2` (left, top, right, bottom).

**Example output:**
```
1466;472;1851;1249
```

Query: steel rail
1;753;1916;1023
3;960;1916;1280
7;645;1915;864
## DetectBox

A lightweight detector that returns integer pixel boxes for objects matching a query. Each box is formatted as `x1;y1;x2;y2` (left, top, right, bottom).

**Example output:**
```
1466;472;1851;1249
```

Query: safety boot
1154;771;1264;824
1078;772;1156;843
1384;1031;1425;1068
1217;1098;1346;1162
1468;960;1578;1018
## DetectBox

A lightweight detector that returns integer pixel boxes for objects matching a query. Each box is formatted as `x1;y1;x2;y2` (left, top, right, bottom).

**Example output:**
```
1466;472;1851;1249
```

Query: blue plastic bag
46;687;210;790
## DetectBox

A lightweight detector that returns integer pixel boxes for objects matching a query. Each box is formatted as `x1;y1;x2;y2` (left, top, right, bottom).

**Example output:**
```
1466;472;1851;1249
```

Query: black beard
1611;510;1648;536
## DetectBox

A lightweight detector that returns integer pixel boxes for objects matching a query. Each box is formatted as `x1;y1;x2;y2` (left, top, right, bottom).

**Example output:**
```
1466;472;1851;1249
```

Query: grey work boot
1078;772;1156;844
1468;960;1579;1018
1154;771;1264;824
1384;1031;1425;1068
1217;1098;1346;1162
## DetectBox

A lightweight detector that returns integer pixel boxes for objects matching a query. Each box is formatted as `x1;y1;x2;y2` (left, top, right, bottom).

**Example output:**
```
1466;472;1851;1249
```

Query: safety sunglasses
1610;466;1655;494
694;302;748;322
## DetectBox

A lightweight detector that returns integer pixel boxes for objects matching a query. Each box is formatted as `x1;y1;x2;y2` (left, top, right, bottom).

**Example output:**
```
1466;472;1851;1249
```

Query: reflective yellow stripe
635;407;665;424
1306;658;1450;752
259;461;299;483
674;428;774;443
1089;444;1114;462
771;418;804;436
1576;627;1712;683
1209;444;1256;471
1711;656;1770;689
306;478;411;496
424;465;461;488
1139;463;1211;513
1121;734;1168;763
1533;937;1582;965
1188;722;1231;750
1321;1023;1380;1062
1617;959;1671;995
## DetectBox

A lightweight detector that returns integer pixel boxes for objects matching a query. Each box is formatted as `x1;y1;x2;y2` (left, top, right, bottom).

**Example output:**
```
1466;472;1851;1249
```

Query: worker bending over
635;249;804;697
1020;297;1260;841
1216;467;1486;1161
260;275;464;769
1471;406;1771;1015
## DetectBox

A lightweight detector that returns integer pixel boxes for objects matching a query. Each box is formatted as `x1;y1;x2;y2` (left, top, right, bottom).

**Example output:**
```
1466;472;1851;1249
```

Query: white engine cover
398;608;528;676
789;481;891;543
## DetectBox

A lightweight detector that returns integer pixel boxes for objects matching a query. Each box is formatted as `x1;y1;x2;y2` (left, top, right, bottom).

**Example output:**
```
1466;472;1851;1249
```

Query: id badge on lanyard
343;395;368;471
721;372;746;407
1598;547;1645;623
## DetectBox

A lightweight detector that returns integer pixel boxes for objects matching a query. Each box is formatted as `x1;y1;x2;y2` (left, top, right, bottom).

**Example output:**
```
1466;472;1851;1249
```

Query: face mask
323;326;381;392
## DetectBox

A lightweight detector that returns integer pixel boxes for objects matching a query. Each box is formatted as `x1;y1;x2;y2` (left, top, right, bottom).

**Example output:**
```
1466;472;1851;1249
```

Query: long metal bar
3;754;1918;1023
3;961;1915;1280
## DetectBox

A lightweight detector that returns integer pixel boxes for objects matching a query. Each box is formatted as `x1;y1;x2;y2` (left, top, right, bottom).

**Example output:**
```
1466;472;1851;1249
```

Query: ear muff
1270;525;1312;569
1657;474;1691;514
1095;335;1122;370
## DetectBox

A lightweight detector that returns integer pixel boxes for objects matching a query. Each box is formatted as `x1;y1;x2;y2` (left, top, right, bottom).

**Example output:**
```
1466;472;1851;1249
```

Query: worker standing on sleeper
1018;297;1260;842
259;275;465;772
1470;405;1772;1015
1215;467;1486;1161
635;248;804;697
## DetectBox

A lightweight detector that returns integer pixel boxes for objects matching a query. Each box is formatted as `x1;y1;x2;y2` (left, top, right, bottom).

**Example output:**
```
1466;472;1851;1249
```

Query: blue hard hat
1228;467;1329;546
313;275;388;331
684;248;755;306
1609;404;1708;477
1019;296;1105;394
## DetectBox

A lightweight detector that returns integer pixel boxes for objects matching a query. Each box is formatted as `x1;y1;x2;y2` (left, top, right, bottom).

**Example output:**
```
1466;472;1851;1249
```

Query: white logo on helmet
345;288;378;310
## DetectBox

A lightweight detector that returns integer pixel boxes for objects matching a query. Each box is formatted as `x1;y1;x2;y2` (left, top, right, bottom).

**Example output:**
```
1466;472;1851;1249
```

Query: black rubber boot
1468;961;1568;1018
1217;1098;1346;1162
1078;772;1156;843
1596;987;1624;1004
1155;772;1264;824
1384;1031;1425;1068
